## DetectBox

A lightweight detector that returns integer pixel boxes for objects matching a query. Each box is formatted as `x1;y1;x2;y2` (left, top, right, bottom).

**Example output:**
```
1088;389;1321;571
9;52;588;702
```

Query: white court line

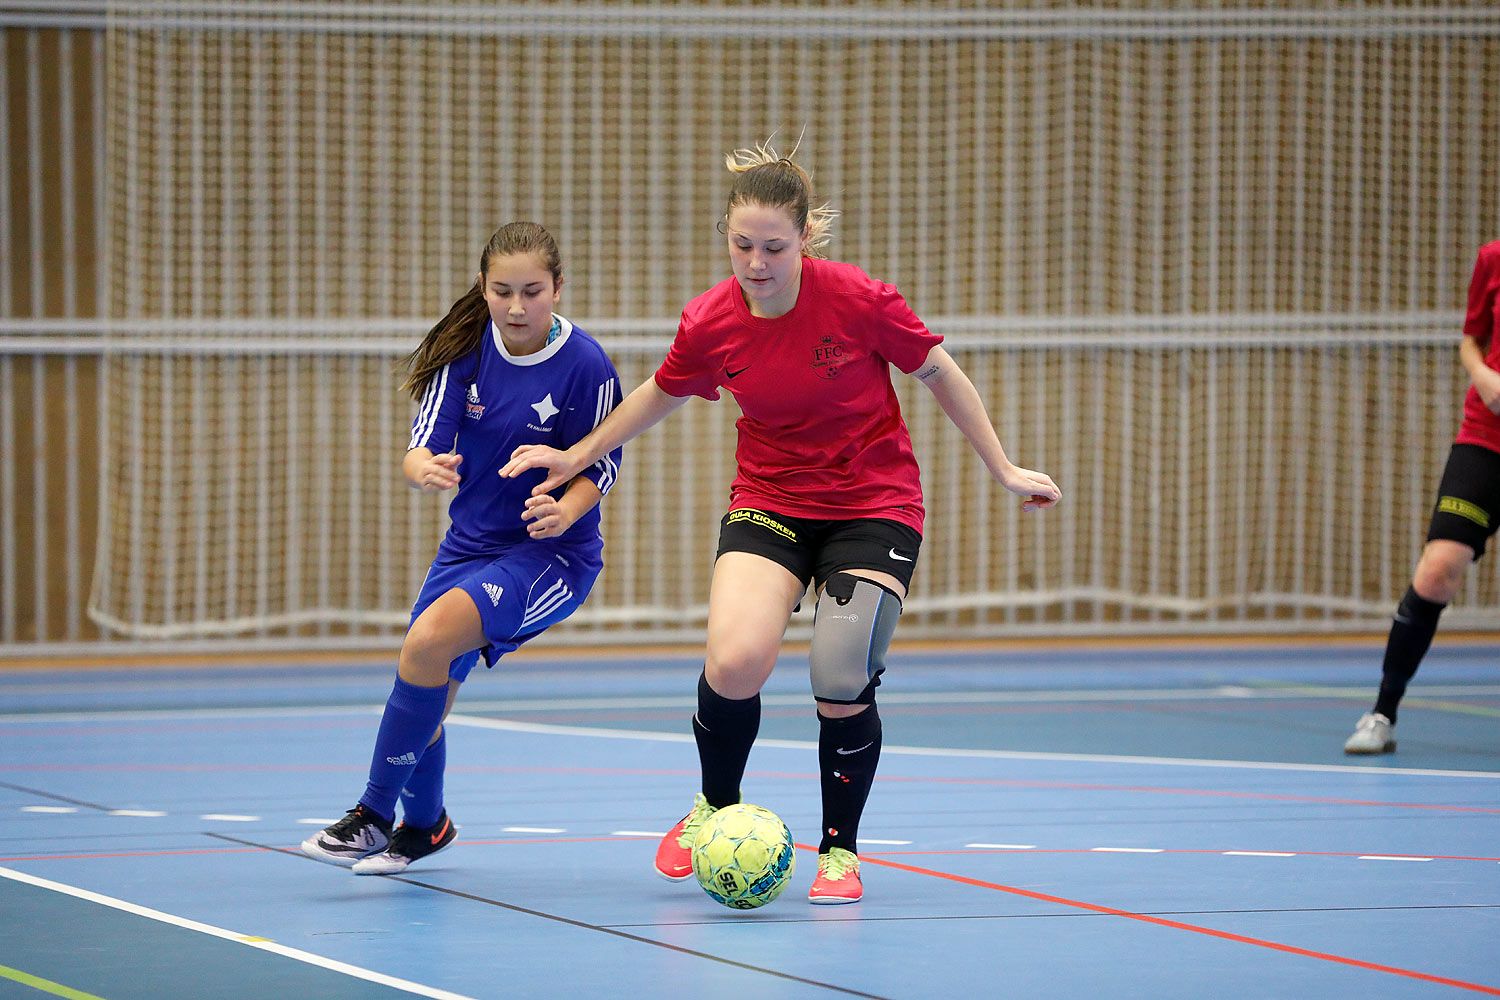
1358;855;1433;862
3;703;1496;779
21;806;77;814
200;814;260;822
1091;847;1165;853
1223;851;1296;857
8;682;1500;706
967;843;1037;850
0;866;481;1000
442;714;1500;779
859;839;913;845
502;826;565;834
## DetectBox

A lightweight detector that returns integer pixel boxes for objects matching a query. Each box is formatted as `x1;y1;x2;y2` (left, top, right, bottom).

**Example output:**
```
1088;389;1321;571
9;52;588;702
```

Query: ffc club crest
810;335;844;380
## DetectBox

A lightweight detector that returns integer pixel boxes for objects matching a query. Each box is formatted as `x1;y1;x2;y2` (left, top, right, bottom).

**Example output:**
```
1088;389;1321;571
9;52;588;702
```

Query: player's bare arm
1461;333;1500;415
501;378;689;494
913;345;1061;511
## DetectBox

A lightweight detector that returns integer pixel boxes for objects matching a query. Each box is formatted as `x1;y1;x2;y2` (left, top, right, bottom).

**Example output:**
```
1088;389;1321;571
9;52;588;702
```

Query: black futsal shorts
715;508;922;592
1425;442;1500;560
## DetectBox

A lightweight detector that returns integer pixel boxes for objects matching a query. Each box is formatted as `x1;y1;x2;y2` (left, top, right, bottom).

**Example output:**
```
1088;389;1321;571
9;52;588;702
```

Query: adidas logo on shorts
482;582;503;606
386;751;418;766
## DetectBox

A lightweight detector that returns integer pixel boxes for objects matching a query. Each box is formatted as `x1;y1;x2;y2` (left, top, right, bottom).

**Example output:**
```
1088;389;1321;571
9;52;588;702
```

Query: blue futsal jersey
408;314;623;558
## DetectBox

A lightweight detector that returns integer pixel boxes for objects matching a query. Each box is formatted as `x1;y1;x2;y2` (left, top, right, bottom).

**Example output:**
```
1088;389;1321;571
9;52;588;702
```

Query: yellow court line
1249;680;1500;720
0;964;108;1000
1401;697;1500;720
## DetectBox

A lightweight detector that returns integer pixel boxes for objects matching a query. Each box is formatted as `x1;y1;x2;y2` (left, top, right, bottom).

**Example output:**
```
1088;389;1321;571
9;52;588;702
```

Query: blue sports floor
1;638;1498;999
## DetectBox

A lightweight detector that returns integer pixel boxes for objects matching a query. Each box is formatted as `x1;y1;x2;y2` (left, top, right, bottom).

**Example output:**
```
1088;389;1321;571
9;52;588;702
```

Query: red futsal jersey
1457;240;1500;456
654;257;943;533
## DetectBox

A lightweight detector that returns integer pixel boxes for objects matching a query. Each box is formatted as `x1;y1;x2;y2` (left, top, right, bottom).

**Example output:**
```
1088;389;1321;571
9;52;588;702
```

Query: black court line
0;780;117;812
605;902;1500;928
207;833;896;1000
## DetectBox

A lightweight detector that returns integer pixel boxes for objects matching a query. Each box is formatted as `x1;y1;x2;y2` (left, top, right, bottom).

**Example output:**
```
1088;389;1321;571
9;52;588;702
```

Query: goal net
89;2;1500;644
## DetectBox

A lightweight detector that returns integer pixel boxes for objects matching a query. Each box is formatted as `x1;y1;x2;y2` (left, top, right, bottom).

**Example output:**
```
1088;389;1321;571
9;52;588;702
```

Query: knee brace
809;573;902;705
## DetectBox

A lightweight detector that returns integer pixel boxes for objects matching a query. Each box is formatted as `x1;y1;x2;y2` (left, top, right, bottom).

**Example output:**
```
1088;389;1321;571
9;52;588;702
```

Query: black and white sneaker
352;811;457;875
301;804;393;866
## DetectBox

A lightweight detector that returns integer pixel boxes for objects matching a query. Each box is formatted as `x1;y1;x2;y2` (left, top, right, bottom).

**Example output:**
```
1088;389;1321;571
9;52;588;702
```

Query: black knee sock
1373;586;1446;724
693;671;761;809
818;703;882;854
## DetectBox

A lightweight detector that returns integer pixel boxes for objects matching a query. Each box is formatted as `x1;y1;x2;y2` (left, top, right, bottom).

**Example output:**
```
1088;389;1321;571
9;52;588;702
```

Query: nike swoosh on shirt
888;548;913;562
726;366;750;379
836;741;875;755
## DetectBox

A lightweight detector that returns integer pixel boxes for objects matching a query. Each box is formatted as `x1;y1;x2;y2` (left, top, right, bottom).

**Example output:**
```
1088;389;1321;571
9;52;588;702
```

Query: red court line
844;849;1500;995
871;847;1500;863
10;760;1494;814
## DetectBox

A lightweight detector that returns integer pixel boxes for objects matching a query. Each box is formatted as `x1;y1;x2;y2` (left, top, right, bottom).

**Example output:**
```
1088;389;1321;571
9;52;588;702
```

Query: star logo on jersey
465;383;485;420
530;393;559;427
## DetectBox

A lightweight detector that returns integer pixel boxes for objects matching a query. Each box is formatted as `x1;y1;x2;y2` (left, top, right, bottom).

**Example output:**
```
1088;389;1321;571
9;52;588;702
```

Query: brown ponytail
402;221;564;398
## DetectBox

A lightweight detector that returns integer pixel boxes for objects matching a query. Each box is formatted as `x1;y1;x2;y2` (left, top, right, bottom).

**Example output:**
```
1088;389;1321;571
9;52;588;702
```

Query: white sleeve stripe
587;379;620;494
593;379;616;427
408;363;450;450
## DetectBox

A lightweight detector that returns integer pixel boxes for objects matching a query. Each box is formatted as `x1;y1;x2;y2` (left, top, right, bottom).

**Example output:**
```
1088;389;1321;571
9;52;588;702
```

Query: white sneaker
1343;712;1396;755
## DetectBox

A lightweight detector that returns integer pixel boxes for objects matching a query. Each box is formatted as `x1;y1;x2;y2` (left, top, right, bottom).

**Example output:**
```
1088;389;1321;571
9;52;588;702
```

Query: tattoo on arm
914;364;941;382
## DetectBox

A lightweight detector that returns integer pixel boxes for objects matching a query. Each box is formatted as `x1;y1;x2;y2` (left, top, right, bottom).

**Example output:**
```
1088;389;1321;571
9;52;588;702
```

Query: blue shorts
411;541;602;682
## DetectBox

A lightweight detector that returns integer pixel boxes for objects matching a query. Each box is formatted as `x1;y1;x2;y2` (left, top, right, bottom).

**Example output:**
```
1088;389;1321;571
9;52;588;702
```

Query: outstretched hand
499;444;584;496
999;464;1061;512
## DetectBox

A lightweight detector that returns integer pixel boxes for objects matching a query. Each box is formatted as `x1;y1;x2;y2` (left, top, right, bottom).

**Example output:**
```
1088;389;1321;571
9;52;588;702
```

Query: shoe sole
352;838;454;876
655;866;694;882
1344;741;1396;755
301;839;381;867
808;893;862;904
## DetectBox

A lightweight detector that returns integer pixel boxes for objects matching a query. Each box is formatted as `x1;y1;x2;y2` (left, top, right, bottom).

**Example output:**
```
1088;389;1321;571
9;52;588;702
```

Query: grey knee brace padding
809;573;903;704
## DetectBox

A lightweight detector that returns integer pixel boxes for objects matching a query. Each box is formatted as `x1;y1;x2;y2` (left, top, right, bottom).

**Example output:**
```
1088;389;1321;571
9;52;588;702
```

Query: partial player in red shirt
1344;241;1500;754
502;140;1059;901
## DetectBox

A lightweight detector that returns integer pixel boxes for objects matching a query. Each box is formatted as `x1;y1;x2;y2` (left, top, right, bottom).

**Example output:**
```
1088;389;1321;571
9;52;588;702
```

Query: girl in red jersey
501;142;1059;903
1344;240;1500;754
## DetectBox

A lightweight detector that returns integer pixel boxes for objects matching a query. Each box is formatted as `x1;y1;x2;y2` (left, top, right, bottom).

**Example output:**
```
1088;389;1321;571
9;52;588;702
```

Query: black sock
1373;586;1445;724
818;703;882;854
693;671;760;809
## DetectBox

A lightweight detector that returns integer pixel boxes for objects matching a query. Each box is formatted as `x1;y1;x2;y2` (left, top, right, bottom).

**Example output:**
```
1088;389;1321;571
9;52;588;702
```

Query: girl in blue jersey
302;222;624;874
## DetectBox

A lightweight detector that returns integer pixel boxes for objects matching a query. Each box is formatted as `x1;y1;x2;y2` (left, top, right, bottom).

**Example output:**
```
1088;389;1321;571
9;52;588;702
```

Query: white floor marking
859;839;913;845
501;826;565;834
296;818;340;825
0;866;481;1000
612;830;665;838
441;714;1500;779
967;843;1036;850
200;814;260;822
108;809;166;817
21;806;78;814
1222;851;1296;857
1091;847;1165;853
1357;855;1433;862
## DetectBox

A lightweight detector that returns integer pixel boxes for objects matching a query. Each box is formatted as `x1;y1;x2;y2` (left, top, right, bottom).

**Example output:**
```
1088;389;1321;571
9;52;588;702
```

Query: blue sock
399;727;447;829
358;677;448;823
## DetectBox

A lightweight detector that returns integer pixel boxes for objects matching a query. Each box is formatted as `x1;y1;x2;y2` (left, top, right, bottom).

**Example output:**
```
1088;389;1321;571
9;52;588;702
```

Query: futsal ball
690;803;796;910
